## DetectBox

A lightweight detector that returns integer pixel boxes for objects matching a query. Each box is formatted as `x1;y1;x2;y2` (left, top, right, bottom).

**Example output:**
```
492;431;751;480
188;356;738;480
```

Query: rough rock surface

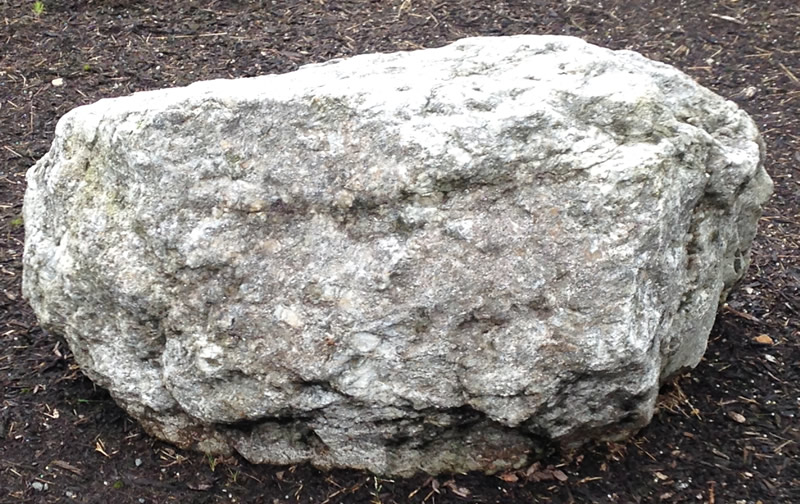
23;35;772;476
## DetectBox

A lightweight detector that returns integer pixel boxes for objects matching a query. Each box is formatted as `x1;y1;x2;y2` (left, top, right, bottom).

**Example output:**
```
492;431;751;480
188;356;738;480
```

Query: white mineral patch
274;305;304;329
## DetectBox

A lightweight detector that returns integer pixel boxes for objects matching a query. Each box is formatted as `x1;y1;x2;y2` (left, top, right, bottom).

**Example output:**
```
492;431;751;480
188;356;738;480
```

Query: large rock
23;35;772;476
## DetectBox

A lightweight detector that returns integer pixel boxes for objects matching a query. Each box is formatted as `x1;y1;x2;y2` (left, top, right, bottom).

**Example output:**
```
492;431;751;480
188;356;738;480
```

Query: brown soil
1;0;798;502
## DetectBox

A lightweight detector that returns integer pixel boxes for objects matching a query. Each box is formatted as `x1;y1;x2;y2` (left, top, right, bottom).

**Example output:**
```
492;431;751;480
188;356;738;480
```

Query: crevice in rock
455;310;510;333
220;414;315;434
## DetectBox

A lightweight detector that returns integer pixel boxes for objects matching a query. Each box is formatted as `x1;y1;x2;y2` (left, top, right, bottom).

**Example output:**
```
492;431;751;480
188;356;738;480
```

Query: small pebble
135;458;143;467
65;490;77;498
139;499;146;503
728;411;747;424
31;481;47;491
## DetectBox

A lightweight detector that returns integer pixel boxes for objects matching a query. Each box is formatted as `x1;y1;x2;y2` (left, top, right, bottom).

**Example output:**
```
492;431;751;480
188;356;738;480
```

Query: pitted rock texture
23;35;772;476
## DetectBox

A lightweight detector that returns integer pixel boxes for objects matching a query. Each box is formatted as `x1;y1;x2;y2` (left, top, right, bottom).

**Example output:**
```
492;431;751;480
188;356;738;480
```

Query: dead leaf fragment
753;334;773;345
498;472;519;483
654;471;669;481
728;411;746;424
442;479;471;498
524;463;568;483
525;462;542;477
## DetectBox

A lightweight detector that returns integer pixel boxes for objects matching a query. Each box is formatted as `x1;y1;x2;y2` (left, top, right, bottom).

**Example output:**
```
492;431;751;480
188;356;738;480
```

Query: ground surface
0;0;798;502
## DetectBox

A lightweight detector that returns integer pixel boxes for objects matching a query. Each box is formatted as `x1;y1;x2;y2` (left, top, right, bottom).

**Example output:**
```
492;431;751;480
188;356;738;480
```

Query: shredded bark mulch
1;0;798;502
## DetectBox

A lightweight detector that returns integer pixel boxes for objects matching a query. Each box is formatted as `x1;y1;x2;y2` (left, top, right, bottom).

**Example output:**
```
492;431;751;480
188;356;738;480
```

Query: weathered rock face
23;35;772;476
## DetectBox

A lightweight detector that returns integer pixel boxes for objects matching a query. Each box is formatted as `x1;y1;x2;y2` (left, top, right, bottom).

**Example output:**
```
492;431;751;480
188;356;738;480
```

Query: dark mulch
1;0;798;502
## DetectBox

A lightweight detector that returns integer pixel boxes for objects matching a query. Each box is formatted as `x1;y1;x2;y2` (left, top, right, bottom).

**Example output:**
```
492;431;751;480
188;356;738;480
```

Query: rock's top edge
59;35;698;121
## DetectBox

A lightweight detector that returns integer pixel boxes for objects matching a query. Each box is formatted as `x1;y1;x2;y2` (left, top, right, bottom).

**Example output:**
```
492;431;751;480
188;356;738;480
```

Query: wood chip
778;62;799;83
712;448;731;460
95;439;110;458
48;460;83;475
709;13;747;25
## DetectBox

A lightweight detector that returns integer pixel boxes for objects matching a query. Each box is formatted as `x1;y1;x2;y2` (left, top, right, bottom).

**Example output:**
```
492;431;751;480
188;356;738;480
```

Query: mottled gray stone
23;35;772;476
